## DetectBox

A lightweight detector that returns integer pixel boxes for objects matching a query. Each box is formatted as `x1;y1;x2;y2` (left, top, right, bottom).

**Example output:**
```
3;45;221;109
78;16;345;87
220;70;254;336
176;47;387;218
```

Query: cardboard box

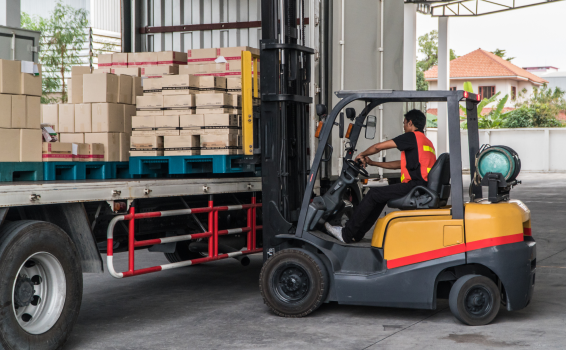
0;129;19;161
179;64;209;75
132;77;143;104
98;53;113;68
141;65;179;77
112;67;141;77
26;96;41;129
93;68;112;74
136;110;164;116
227;94;242;108
87;143;105;161
83;73;119;103
204;114;240;127
41;104;58;131
162;74;199;95
180;114;205;135
42;142;72;162
84;133;120;161
60;133;85;143
163;94;195;109
92;103;124;133
0;59;22;94
196;108;234;114
130;135;164;156
157;51;188;66
71;143;90;162
187;48;219;64
58;103;75;133
11;95;26;129
21;63;42;96
198;76;226;93
72;66;92;77
128;52;158;67
119;133;130;162
142;77;163;95
132;116;155;135
136;95;163;110
117;74;133;104
226;77;242;94
0;94;11;128
112;53;129;67
156;115;179;136
69;66;92;104
19;129;42;162
219;46;260;59
195;93;231;109
164;135;200;156
74;103;92;132
124;104;136;133
200;134;239;155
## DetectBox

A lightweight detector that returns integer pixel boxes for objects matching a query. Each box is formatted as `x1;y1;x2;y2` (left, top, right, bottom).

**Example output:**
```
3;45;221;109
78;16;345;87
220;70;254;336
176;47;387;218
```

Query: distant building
523;66;559;76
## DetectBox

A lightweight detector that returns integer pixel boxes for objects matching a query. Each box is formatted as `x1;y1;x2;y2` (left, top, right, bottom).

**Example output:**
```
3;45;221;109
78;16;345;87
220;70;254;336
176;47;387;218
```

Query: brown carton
204;114;240;127
219;46;260;59
128;52;158;67
117;74;133;104
92;103;124;133
132;116;155;135
71;143;90;162
195;108;233;114
226;77;242;94
75;103;92;132
141;65;179;77
187;48;218;64
179;64;209;75
26;96;41;129
60;133;85;143
21;63;42;96
41;104;58;131
11;95;26;129
200;134;239;155
42;142;72;162
83;73;119;103
98;53;113;68
19;129;42;162
157;51;188;66
0;94;11;128
112;67;141;77
58;103;75;133
124;104;136;133
156;115;179;136
130;135;164;156
86;143;105;161
93;68;112;74
84;133;120;161
195;93;231;109
70;66;92;104
180;114;205;135
136;95;163;110
164;135;200;156
142;77;163;95
132;77;143;104
72;66;92;77
227;94;242;108
198;76;226;93
0;129;19;161
136;110;164;116
162;74;199;95
119;133;130;162
163;94;195;109
0;59;21;94
112;53;129;67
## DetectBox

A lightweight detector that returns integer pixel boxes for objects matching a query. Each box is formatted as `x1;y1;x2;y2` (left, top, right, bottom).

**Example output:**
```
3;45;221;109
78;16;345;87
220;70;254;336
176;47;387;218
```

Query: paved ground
65;173;566;350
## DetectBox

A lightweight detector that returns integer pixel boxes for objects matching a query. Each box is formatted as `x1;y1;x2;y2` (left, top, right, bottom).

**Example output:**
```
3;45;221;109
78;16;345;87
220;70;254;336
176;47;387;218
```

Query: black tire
449;274;501;326
164;241;204;263
0;221;83;350
259;248;329;317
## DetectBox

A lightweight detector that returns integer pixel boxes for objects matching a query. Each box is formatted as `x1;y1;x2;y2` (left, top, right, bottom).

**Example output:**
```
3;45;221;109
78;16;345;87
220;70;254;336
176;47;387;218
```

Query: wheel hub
465;286;492;316
274;265;310;302
14;276;35;308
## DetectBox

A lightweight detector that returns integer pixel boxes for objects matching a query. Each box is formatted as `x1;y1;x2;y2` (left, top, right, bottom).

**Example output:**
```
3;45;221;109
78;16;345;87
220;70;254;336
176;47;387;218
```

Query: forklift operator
325;109;436;243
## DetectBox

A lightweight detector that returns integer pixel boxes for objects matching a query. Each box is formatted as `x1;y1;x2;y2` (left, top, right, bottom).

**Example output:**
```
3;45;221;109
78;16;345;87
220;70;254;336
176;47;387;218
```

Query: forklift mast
260;0;315;259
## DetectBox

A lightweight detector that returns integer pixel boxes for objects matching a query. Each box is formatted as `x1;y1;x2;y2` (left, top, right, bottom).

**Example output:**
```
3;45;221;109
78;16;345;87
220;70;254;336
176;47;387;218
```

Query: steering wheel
345;159;369;177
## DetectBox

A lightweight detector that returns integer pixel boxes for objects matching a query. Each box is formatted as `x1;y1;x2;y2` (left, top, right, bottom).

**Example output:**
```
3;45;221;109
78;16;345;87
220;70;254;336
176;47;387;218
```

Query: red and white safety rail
106;195;263;278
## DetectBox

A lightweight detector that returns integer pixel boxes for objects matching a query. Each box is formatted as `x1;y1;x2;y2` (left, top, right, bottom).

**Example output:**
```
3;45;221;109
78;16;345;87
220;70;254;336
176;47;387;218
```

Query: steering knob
345;159;369;177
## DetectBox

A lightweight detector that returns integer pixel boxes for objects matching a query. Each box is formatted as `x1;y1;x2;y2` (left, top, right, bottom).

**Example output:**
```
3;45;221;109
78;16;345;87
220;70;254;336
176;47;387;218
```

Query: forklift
258;1;535;326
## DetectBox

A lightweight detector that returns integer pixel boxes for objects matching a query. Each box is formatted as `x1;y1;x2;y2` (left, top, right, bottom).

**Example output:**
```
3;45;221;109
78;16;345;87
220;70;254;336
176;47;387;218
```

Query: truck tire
0;221;83;350
449;274;500;326
259;248;328;317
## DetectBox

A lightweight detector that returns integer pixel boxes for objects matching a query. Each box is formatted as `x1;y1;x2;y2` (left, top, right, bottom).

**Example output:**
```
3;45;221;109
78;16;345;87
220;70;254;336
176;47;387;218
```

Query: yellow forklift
259;90;535;326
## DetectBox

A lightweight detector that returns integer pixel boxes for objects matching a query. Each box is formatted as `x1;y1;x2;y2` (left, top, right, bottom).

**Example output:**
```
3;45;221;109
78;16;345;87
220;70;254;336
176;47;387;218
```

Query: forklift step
0;162;43;182
128;155;260;177
43;162;130;181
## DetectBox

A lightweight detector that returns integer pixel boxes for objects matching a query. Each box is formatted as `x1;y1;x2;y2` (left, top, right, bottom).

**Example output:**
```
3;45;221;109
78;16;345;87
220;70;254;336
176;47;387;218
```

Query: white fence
426;128;566;172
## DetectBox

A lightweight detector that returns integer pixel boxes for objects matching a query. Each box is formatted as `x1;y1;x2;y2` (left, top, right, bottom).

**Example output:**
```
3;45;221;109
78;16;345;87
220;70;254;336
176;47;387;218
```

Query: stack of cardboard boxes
41;66;143;162
95;51;187;78
0;59;42;162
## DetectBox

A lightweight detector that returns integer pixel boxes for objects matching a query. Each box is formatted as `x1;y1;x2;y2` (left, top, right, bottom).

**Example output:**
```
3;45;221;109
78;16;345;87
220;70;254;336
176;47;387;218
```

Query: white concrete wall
426;128;566;172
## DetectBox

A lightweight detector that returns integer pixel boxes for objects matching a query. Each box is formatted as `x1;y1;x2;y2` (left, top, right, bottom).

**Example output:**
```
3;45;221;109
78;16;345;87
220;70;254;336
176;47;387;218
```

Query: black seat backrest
427;153;451;201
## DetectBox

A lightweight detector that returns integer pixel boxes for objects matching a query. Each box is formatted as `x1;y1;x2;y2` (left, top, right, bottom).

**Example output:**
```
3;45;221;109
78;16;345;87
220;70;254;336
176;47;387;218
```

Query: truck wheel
449;274;500;326
0;221;83;350
259;249;328;317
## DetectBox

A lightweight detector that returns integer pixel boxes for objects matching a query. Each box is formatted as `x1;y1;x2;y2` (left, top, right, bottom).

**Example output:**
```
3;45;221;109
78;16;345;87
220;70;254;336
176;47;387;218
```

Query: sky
416;1;566;71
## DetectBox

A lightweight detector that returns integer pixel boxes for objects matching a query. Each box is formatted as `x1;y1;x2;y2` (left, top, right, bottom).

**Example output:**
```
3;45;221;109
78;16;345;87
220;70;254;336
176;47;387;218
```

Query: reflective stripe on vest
400;132;437;183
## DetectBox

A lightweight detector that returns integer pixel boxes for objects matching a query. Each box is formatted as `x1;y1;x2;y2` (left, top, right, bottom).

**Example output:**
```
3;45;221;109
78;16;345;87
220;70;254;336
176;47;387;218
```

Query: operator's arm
355;140;397;166
365;159;401;170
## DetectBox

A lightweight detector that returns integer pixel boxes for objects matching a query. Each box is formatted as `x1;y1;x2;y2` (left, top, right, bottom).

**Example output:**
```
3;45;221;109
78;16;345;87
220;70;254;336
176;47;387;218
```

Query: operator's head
403;109;427;133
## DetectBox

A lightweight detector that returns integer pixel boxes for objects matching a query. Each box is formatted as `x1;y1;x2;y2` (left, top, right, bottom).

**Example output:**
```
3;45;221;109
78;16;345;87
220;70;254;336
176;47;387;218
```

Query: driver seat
387;153;451;210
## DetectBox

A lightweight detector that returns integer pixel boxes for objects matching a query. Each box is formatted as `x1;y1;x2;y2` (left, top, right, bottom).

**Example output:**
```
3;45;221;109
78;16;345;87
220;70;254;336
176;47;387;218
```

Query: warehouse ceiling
406;0;563;16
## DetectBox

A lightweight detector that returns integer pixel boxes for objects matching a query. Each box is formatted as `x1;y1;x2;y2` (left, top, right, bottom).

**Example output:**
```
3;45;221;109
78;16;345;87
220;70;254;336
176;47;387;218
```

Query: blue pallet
0;163;43;182
43;162;130;181
129;155;258;177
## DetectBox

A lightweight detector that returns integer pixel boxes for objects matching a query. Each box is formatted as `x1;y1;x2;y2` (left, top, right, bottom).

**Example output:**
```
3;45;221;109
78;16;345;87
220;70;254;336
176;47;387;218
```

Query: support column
437;16;450;154
403;4;417;90
0;0;20;28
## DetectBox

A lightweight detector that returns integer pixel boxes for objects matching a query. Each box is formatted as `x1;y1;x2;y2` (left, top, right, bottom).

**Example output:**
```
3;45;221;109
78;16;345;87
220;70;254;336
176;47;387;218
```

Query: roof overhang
405;0;564;17
425;75;546;85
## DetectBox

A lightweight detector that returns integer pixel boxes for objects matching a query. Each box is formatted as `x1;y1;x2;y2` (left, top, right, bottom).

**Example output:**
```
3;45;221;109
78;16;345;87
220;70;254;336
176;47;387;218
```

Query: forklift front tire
449;274;501;326
259;248;328;317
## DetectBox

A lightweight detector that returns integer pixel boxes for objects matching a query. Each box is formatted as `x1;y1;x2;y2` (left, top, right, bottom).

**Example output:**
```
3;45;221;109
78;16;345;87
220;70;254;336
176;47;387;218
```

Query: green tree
416;30;458;91
21;1;89;103
491;48;515;62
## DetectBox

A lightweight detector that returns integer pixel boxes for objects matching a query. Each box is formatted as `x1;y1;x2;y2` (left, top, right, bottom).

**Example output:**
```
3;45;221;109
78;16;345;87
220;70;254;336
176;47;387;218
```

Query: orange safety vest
400;132;436;183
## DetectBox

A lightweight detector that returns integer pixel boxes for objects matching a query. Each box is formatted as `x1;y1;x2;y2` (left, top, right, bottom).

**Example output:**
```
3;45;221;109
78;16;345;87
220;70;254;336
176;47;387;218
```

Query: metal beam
429;0;563;17
140;18;309;34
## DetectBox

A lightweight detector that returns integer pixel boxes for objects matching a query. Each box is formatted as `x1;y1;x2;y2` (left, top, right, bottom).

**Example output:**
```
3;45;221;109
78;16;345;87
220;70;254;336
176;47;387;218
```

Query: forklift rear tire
449;275;501;326
260;249;328;317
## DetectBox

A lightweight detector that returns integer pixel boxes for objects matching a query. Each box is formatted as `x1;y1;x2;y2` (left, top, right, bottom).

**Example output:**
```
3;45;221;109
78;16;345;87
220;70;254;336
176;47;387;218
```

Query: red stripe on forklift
387;233;524;269
524;228;532;236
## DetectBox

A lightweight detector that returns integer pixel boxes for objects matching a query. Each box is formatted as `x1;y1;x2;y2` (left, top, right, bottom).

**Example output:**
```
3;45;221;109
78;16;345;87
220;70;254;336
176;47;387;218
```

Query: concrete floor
65;173;566;350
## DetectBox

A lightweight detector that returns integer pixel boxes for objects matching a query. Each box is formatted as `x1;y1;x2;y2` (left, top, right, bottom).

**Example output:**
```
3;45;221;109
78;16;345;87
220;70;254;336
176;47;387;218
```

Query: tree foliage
491;48;515;62
21;1;88;103
416;30;458;91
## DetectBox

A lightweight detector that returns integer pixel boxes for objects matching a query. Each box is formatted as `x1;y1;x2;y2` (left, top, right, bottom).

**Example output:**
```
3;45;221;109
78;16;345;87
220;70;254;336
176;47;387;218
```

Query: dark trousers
342;182;416;243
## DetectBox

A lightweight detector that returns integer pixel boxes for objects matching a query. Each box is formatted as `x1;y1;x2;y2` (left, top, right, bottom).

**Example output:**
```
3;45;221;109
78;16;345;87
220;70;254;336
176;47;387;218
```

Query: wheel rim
273;264;310;303
464;285;493;318
12;252;67;335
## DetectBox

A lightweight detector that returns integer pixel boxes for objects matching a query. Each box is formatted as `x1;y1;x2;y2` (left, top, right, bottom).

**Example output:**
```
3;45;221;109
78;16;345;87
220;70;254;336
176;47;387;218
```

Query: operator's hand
355;154;367;168
364;156;375;167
